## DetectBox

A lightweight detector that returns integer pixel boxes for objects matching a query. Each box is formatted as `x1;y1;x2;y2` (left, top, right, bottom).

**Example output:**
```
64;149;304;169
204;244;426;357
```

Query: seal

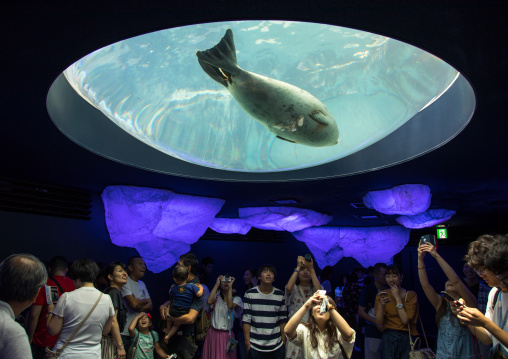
196;29;339;147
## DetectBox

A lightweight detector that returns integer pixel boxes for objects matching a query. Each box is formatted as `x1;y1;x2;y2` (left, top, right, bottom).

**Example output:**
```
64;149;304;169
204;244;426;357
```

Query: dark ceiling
3;1;508;241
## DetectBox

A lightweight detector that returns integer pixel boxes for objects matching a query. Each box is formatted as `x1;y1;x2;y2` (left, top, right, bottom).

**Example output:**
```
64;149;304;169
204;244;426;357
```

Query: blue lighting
396;209;456;229
363;184;431;215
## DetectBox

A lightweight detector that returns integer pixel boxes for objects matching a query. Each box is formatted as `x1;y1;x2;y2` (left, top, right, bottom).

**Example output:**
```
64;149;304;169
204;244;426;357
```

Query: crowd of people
0;233;507;359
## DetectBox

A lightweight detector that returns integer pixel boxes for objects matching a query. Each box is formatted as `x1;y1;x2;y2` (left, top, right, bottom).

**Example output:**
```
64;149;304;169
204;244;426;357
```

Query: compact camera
226;337;238;353
222;274;232;282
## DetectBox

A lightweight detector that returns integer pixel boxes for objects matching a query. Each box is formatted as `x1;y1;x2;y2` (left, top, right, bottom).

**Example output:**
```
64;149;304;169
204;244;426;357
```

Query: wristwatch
396;303;404;309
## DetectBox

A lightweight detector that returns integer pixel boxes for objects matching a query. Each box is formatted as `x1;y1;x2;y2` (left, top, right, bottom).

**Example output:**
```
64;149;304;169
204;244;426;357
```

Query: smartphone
420;234;437;248
45;285;59;304
440;291;457;302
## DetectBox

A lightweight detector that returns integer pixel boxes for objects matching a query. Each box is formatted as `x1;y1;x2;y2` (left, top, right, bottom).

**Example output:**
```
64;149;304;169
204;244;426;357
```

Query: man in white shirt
121;256;152;350
0;254;48;358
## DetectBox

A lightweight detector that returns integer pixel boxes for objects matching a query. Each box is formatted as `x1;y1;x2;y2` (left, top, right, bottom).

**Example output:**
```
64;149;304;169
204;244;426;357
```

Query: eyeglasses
474;267;487;276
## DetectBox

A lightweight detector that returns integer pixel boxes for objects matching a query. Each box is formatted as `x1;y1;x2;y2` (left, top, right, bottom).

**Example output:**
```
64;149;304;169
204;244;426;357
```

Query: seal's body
196;29;339;147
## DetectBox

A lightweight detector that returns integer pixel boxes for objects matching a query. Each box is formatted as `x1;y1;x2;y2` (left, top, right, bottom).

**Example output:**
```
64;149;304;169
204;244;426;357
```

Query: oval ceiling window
49;20;474;180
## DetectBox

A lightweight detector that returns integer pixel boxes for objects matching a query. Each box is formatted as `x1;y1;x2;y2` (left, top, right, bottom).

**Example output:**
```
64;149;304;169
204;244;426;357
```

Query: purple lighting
363;184;431;215
238;207;332;232
292;225;410;268
210;218;252;235
396;209;456;229
101;185;225;273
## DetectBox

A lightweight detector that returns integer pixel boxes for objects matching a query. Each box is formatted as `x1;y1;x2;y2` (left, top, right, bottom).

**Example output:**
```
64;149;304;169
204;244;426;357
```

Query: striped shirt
243;286;288;352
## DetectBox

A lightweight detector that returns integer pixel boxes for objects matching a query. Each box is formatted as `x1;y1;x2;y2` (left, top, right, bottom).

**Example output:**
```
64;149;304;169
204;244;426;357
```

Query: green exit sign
437;228;448;239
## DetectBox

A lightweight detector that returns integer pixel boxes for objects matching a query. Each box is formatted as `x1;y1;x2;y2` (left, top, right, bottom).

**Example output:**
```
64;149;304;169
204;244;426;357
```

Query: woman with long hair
375;264;418;359
202;275;243;359
418;242;479;359
102;262;129;359
285;255;322;359
284;292;355;359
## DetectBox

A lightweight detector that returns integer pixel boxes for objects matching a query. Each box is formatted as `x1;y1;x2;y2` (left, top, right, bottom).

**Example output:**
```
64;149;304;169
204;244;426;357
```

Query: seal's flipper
276;135;296;143
197;29;240;88
309;110;331;126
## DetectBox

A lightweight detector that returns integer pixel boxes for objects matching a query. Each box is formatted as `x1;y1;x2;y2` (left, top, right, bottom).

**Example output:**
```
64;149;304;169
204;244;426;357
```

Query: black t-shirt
104;287;128;333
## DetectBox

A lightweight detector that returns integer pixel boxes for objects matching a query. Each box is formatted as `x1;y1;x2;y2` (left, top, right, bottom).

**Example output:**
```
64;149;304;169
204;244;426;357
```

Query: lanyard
499;293;508;330
228;305;235;337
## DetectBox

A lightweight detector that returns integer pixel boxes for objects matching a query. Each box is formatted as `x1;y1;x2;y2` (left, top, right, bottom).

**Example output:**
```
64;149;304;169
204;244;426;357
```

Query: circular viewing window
48;20;474;181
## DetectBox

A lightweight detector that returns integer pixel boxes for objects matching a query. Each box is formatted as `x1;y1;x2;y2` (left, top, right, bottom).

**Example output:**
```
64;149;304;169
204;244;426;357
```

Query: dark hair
179;253;199;275
321;266;334;281
49;256;68;273
485;235;508;274
243;268;257;295
104;262;127;283
464;234;503;268
68;258;100;283
258;264;277;280
304;296;339;350
0;254;48;302
373;263;387;274
127;256;143;267
201;256;214;266
385;264;402;277
173;265;189;283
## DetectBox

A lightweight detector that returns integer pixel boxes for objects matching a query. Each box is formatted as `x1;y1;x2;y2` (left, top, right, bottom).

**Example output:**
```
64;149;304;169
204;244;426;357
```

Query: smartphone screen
50;286;59;303
440;291;457;302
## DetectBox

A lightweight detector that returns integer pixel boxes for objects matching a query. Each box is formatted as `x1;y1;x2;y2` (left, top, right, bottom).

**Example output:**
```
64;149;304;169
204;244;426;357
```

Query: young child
128;312;173;359
164;265;204;342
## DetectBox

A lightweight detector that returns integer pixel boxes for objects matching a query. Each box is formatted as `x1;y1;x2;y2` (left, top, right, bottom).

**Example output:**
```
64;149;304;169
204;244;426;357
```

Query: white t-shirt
52;287;114;358
485;288;508;352
286;285;323;322
289;324;355;359
211;295;243;330
121;276;150;336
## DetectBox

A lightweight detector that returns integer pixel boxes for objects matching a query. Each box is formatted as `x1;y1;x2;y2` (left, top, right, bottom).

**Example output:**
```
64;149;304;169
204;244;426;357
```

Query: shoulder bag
406;291;436;359
45;292;104;358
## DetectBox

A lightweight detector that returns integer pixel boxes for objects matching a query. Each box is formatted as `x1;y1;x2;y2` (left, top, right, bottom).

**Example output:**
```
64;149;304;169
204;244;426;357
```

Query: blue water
64;20;458;172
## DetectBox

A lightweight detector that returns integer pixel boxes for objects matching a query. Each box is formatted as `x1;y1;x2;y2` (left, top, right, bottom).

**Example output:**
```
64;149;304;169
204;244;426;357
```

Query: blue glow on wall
238;206;332;232
292;225;410;268
396;209;456;229
101;185;224;273
363;184;431;215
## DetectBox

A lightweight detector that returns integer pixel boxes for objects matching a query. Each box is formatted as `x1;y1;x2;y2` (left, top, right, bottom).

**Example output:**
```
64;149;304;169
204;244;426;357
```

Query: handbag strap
404;291;430;350
50;277;66;294
228;305;235;337
56;292;103;355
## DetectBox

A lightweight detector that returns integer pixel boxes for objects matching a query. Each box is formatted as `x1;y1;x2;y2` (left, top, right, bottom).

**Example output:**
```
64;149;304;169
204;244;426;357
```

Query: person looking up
0;253;47;358
27;255;76;359
159;252;204;350
103;262;129;359
417;243;478;359
121;256;152;351
202;274;243;359
164;265;203;343
243;264;288;359
128;312;171;359
285;255;322;359
46;258;115;358
284;292;355;359
375;264;418;359
358;263;387;359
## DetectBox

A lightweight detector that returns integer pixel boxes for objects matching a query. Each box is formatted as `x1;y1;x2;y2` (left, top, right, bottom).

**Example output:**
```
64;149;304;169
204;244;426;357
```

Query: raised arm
307;257;322;291
375;292;389;332
195;283;204;298
330;302;354;341
128;312;144;338
421;243;477;308
286;256;305;294
208;276;222;304
226;278;235;309
417;244;442;310
284;293;320;339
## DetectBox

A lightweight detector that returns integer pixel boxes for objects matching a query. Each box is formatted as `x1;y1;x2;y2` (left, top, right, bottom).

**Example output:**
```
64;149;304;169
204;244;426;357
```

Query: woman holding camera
284;292;355;359
375;264;418;359
202;275;243;359
417;242;478;359
285;255;322;358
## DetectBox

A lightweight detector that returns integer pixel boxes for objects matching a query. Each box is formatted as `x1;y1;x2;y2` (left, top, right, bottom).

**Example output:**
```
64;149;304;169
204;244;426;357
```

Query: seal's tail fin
196;29;239;88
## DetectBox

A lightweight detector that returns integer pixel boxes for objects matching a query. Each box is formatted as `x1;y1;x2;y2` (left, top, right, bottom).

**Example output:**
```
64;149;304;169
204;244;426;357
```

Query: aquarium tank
62;20;461;174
